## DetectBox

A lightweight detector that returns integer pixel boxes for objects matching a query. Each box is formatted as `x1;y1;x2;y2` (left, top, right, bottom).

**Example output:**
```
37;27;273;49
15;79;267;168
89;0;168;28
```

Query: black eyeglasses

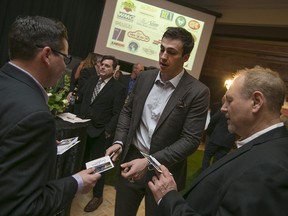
36;45;72;65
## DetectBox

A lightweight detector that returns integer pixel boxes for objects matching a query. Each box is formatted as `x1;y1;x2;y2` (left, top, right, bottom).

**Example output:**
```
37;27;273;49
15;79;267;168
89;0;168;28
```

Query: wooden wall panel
199;37;288;105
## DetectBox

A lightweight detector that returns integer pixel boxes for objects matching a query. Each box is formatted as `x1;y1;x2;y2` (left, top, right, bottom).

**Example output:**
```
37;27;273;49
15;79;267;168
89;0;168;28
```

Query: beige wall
206;6;288;26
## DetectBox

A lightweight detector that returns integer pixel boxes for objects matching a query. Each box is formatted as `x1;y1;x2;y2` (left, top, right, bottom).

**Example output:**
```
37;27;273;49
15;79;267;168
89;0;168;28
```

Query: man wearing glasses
36;44;72;65
0;16;100;215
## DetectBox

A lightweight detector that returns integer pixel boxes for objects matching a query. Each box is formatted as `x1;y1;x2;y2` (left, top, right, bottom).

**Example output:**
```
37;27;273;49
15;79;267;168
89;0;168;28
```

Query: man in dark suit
148;66;288;215
0;16;100;216
201;108;236;171
106;27;210;216
77;63;100;90
75;55;126;212
69;52;102;92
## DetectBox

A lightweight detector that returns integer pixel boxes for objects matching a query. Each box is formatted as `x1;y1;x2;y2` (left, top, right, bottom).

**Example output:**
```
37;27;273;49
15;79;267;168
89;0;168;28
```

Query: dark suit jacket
206;109;235;148
114;69;210;190
0;63;78;216
69;62;80;91
117;74;130;95
78;66;98;90
77;76;126;138
160;126;288;216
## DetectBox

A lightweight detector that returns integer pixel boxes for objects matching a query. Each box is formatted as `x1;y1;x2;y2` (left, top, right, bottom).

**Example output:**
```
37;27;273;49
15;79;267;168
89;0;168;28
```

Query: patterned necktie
91;79;103;103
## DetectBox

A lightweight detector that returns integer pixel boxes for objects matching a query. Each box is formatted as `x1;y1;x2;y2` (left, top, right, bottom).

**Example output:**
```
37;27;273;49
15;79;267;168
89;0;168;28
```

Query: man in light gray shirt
106;27;210;216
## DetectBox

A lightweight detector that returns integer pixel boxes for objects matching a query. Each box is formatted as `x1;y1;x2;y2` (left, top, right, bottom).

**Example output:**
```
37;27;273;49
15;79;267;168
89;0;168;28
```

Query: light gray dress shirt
133;70;184;153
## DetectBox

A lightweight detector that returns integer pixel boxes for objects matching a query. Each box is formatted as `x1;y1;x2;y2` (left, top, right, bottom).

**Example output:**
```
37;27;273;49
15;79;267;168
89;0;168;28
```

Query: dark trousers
84;132;109;198
114;145;160;216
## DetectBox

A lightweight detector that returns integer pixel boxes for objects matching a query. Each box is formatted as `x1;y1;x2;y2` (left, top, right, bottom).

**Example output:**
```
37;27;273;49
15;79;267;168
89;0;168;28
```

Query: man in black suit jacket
0;16;100;216
148;66;288;216
78;66;99;90
106;27;210;216
201;109;236;170
75;55;126;212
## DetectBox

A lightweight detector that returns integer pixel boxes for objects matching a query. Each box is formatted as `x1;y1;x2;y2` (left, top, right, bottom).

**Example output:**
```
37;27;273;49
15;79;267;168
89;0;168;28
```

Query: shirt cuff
114;141;123;145
157;198;163;205
72;173;84;193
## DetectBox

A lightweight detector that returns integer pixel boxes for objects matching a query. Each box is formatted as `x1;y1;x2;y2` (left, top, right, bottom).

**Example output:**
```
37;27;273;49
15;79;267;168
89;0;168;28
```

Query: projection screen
95;0;216;78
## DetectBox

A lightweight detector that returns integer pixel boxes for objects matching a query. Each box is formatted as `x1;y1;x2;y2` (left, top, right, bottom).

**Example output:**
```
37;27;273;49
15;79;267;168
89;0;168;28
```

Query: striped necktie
91;79;103;103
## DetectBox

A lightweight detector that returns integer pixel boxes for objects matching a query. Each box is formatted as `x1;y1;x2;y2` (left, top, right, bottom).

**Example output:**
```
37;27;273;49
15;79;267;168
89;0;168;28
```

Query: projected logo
117;12;135;22
128;30;150;42
139;4;157;18
128;41;139;52
188;20;201;30
160;10;174;21
140;4;158;13
111;41;125;49
112;28;126;42
152;39;161;45
142;47;157;56
115;20;132;29
121;0;136;12
139;11;155;18
175;16;186;27
136;18;159;30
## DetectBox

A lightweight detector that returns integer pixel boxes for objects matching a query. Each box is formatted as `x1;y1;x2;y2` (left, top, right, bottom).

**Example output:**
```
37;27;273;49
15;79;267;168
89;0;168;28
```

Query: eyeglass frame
36;45;72;65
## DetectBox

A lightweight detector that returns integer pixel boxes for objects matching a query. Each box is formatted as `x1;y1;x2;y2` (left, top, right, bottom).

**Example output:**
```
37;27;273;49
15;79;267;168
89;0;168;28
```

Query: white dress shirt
133;70;184;153
236;122;284;148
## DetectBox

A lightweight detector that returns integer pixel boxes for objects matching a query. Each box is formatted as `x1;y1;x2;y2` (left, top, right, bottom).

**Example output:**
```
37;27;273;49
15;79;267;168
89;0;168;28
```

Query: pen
109;147;121;158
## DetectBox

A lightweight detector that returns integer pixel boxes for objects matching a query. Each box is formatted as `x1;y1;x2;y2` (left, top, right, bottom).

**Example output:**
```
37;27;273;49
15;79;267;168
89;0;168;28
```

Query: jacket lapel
190;143;252;190
186;126;288;193
90;77;114;104
154;71;193;132
132;70;158;123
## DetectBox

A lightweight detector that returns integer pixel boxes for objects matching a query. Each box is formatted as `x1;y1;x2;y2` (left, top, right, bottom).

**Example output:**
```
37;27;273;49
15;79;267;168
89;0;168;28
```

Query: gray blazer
114;69;210;190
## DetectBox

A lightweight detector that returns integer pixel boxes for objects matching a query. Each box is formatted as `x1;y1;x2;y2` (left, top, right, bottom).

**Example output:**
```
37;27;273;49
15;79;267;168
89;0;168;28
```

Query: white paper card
85;156;114;174
57;112;91;123
57;136;79;155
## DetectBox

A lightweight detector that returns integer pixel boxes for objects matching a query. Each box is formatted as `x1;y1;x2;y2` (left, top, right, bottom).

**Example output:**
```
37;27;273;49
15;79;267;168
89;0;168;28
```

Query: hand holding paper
85;156;114;174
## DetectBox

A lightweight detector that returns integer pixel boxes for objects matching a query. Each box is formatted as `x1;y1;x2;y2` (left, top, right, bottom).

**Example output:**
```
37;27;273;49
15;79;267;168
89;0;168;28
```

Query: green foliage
181;150;203;195
47;73;70;113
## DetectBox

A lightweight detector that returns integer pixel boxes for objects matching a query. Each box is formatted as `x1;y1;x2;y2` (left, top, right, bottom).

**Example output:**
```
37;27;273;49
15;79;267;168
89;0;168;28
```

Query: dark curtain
0;0;105;67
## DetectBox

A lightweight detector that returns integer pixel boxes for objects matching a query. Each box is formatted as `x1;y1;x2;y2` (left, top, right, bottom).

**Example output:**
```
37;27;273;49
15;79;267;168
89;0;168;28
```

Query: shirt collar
156;69;184;88
9;62;49;103
101;76;113;84
236;122;284;148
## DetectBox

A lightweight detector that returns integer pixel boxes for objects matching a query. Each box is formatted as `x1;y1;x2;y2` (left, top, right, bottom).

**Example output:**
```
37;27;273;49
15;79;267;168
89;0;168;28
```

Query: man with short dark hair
0;16;100;215
75;55;127;212
107;27;210;216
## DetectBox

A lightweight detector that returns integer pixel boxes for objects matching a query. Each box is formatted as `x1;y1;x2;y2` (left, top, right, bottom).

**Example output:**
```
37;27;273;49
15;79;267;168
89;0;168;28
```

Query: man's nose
160;52;168;60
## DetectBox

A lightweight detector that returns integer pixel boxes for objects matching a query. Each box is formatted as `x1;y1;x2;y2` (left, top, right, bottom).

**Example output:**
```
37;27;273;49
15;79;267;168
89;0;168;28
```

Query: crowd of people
1;15;287;216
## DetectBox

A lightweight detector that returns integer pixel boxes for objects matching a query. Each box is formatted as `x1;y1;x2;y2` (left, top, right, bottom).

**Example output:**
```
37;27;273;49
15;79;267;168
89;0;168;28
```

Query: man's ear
251;91;264;112
39;46;52;66
183;54;190;62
